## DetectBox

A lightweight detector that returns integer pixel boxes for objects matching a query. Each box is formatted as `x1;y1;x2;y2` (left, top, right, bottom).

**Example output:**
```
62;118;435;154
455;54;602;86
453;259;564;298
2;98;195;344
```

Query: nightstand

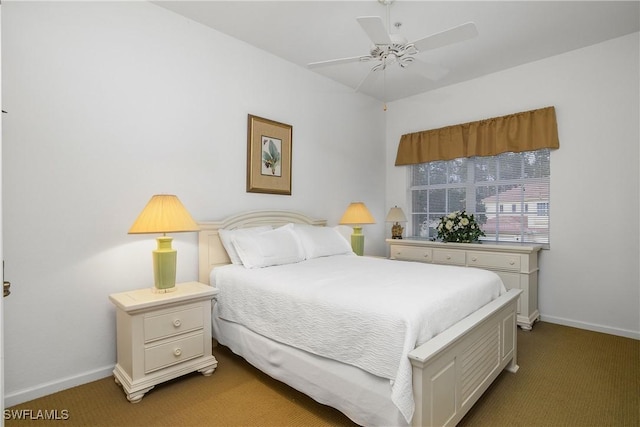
109;281;218;402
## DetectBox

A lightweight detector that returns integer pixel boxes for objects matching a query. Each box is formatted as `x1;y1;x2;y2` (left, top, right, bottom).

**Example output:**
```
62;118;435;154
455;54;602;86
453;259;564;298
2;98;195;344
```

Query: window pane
411;213;430;238
412;213;443;239
410;149;551;247
428;161;447;185
427;214;442;239
448;188;466;212
448;158;467;183
497;152;523;180
411;189;428;213
474;156;496;183
428;189;446;213
411;164;429;186
475;186;495;227
523;149;551;178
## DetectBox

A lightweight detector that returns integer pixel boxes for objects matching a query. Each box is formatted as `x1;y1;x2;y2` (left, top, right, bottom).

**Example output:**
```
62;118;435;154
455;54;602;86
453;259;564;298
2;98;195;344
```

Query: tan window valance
395;106;559;166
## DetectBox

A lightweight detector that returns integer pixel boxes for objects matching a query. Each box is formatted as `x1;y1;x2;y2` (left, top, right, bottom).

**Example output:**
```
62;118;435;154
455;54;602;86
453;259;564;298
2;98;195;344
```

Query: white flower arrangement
436;210;485;243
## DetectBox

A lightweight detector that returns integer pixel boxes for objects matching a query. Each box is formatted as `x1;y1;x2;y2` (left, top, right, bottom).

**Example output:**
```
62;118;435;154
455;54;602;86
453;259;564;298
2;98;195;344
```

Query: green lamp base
350;226;365;256
152;236;177;293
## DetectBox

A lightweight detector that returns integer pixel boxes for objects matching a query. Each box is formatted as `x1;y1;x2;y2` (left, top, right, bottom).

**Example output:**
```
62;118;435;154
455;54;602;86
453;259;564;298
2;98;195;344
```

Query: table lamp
339;202;376;256
386;206;407;239
129;194;199;293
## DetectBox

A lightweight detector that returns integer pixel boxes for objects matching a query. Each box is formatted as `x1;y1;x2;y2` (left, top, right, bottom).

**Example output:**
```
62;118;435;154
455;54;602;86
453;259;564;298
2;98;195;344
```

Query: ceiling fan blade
308;55;372;69
356;16;392;45
408;58;449;81
411;22;478;52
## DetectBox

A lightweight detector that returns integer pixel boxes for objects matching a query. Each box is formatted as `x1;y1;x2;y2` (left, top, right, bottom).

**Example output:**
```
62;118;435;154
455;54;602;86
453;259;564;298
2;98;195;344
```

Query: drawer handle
174;348;182;357
173;319;182;328
509;260;515;265
423;254;429;258
471;257;477;262
446;255;451;260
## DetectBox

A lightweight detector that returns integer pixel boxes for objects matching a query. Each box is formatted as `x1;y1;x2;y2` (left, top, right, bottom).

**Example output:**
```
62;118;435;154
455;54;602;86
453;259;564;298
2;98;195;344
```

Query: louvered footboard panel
410;289;520;427
460;325;501;406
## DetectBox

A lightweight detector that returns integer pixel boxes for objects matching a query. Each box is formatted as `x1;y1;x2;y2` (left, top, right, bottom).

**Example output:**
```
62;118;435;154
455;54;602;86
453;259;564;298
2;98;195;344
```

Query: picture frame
246;114;292;195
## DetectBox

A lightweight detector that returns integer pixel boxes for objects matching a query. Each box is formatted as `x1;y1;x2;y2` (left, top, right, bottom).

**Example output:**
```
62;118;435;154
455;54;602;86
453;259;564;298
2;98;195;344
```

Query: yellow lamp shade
339;202;376;225
129;195;199;234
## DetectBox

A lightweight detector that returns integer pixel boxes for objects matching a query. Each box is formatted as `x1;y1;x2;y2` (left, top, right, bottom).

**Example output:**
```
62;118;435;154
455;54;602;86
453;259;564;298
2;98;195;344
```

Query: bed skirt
212;308;408;427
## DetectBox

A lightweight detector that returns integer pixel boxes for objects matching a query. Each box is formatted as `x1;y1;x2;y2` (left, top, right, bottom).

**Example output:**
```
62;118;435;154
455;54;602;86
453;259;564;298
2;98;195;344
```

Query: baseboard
540;315;640;340
4;365;115;408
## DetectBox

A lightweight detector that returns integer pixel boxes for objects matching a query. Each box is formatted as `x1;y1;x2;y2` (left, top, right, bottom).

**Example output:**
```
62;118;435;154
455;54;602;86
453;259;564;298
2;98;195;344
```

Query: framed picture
246;114;292;195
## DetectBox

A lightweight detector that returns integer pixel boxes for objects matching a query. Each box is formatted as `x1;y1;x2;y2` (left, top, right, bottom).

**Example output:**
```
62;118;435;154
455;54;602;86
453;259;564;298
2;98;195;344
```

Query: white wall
386;33;640;339
1;2;386;405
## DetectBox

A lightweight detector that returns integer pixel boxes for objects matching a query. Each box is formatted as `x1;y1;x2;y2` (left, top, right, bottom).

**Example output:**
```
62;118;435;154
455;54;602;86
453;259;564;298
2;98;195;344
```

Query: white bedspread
211;255;506;423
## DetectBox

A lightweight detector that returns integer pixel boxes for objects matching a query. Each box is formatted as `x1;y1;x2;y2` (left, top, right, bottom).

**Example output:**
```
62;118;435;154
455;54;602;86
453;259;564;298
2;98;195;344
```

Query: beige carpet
6;322;639;426
458;321;639;427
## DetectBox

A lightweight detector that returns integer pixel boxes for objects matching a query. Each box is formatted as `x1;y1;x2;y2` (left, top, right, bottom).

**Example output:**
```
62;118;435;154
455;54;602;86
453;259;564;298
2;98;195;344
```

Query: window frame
407;149;551;247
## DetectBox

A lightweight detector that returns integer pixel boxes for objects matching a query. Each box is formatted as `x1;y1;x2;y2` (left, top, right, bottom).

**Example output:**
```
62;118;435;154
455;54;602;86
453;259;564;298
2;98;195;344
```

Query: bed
198;210;521;427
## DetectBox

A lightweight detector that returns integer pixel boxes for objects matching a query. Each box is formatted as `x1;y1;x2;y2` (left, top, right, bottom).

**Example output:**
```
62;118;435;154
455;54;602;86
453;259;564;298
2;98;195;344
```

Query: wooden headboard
197;210;326;284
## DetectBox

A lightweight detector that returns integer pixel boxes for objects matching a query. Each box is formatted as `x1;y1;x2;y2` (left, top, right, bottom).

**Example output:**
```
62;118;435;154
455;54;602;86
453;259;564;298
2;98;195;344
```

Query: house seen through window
409;149;551;246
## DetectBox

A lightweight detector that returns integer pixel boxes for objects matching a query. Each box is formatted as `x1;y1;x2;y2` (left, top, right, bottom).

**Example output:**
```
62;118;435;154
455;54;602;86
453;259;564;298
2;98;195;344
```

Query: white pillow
218;226;271;265
292;223;354;259
231;223;305;269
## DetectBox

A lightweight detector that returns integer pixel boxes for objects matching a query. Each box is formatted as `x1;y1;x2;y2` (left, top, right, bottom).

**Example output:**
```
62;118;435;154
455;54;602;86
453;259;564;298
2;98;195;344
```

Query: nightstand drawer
467;252;521;272
432;249;466;266
390;245;432;262
145;332;204;373
144;304;204;342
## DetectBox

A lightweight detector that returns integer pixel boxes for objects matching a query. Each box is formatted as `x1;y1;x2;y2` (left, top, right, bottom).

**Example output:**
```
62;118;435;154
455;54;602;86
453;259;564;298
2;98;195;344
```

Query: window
537;203;549;216
410;149;551;246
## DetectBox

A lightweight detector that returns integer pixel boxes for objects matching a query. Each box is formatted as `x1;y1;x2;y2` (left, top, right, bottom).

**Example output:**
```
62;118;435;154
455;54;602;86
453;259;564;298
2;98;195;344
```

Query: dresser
109;281;218;402
387;239;542;330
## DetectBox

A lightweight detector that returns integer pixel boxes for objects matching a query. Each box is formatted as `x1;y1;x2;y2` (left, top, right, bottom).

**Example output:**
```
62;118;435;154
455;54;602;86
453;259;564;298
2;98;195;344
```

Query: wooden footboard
409;288;521;427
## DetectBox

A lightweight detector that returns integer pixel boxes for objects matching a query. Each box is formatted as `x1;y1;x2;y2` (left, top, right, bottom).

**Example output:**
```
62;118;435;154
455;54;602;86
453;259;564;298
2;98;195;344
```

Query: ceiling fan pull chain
383;68;388;111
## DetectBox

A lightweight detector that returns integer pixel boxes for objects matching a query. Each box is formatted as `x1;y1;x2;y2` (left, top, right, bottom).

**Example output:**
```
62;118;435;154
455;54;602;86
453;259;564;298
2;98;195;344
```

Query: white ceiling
153;1;640;102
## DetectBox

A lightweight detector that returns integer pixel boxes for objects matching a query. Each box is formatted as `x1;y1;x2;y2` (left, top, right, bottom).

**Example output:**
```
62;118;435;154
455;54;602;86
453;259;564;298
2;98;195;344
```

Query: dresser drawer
467;251;521;272
145;332;204;374
432;249;466;266
144;304;204;342
390;245;432;263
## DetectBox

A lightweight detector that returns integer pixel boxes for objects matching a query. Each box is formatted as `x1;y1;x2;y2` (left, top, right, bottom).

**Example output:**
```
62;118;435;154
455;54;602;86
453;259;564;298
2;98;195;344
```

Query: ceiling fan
307;0;478;93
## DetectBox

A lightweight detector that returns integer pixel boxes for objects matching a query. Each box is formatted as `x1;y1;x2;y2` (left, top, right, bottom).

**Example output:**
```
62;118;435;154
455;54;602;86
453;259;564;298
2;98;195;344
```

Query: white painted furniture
387;239;541;330
198;210;521;426
109;281;218;403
